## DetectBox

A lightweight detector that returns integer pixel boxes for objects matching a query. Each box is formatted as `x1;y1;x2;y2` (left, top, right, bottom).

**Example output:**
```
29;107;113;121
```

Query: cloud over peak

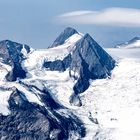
56;7;140;27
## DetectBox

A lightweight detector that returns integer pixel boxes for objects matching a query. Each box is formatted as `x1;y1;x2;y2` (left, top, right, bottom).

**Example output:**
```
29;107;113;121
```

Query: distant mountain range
115;37;140;49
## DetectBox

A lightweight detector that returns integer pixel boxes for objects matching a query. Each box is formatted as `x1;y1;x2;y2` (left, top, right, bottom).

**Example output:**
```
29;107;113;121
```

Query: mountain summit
50;27;79;48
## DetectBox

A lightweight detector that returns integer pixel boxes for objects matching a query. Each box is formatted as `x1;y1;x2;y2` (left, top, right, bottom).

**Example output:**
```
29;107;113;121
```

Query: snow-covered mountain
0;28;140;140
115;37;140;49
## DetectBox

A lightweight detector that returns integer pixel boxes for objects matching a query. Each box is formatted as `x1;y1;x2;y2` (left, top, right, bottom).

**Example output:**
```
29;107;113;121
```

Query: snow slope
78;48;140;140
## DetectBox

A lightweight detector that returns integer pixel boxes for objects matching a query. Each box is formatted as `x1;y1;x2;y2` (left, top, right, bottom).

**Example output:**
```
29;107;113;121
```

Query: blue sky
0;0;140;48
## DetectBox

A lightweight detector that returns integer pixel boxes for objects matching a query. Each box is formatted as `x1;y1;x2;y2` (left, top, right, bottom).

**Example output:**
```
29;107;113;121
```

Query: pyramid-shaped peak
79;33;98;43
76;33;99;49
71;33;115;94
83;33;92;39
50;27;79;48
81;33;95;42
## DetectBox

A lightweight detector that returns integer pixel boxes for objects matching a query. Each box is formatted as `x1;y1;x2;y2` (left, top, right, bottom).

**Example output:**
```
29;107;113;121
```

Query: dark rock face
43;54;72;71
70;34;115;94
0;87;86;140
50;27;78;48
73;58;90;94
6;63;26;82
0;40;30;81
0;90;50;140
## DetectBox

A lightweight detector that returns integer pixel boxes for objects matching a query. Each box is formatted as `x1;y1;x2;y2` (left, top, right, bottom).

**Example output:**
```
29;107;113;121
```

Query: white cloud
56;7;140;27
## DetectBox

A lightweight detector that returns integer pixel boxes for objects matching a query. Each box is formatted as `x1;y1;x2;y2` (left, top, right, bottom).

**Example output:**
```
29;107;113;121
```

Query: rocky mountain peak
50;27;79;48
0;40;30;81
70;33;115;94
0;39;30;65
